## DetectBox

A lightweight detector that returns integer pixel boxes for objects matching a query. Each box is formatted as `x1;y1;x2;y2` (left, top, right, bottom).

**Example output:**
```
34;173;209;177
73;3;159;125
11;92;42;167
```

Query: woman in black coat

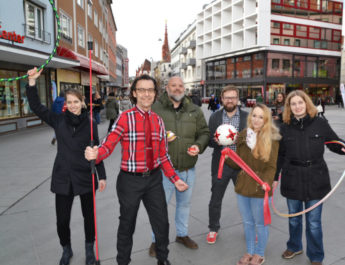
26;68;107;265
273;90;345;265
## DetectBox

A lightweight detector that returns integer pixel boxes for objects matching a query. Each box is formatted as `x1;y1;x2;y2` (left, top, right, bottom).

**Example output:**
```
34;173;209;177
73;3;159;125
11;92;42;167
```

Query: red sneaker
206;231;218;244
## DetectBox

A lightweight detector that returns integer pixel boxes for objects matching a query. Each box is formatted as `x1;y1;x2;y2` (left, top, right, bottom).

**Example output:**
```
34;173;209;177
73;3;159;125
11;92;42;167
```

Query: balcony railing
181;63;187;70
187;58;196;66
23;24;51;44
187;40;196;49
180;47;187;55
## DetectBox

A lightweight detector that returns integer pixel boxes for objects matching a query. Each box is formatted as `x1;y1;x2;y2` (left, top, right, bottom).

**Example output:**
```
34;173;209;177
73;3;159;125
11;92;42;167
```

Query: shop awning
57;47;108;75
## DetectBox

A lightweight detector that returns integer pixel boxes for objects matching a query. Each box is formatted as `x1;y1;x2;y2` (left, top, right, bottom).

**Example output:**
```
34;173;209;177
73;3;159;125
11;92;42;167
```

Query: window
309;27;320;39
88;2;92;18
94;10;98;27
77;0;84;8
25;1;44;41
273;38;280;44
77;25;85;48
283;59;291;71
99;21;103;35
243;56;251;61
284;39;290;45
60;11;72;40
295;39;301;46
296;25;307;37
272;59;279;70
95;40;98;57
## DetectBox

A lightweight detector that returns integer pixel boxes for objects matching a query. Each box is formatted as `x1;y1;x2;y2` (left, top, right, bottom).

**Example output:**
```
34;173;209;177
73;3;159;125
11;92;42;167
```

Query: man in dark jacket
149;76;210;254
206;85;248;244
51;91;65;145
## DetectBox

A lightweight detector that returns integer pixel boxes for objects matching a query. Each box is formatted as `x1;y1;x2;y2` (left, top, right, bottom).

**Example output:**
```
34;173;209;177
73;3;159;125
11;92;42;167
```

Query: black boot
157;260;171;265
59;244;73;265
85;242;96;265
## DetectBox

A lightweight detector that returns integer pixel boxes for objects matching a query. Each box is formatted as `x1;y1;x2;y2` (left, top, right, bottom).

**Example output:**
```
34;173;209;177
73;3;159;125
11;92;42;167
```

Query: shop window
255;53;264;60
272;59;279;70
25;1;44;41
243;56;251;61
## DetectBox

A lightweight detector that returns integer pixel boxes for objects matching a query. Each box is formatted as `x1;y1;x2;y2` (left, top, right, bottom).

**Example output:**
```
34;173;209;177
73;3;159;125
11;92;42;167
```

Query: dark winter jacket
105;97;119;120
26;85;106;196
152;92;210;171
275;115;345;201
208;108;248;178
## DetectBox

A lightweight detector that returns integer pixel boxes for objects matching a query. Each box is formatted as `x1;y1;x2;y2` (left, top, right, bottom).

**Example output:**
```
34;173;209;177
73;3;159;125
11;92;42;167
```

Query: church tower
162;21;171;62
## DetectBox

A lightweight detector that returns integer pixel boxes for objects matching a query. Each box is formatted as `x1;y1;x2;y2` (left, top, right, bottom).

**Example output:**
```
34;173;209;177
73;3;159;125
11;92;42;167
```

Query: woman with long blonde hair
226;103;281;265
273;90;345;265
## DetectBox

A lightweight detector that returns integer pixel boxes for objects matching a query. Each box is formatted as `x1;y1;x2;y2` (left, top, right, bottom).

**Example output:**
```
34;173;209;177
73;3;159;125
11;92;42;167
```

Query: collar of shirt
135;105;152;116
222;107;239;120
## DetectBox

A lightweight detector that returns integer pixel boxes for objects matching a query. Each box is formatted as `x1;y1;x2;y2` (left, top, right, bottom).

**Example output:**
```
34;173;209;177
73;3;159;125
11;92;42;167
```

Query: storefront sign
0;25;25;44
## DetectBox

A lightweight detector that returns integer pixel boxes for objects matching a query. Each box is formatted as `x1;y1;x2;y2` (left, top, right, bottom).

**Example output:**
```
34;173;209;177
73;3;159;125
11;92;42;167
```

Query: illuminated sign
0;25;25;44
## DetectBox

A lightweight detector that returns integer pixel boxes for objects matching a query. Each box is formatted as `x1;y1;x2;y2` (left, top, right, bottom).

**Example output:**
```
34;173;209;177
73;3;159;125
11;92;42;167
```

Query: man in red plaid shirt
85;75;188;265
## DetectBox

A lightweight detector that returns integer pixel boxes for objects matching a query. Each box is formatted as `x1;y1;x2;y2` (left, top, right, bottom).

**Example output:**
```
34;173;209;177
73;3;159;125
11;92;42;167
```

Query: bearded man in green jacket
149;76;210;256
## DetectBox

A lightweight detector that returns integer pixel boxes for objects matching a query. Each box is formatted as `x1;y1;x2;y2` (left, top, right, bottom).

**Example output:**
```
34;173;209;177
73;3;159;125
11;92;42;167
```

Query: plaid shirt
222;107;240;151
96;106;179;183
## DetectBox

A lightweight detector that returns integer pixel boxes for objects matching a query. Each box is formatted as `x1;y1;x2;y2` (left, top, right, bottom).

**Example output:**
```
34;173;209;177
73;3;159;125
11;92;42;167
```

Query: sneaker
206;231;218;244
236;253;252;265
148;243;156;257
248;254;265;265
281;249;303;259
175;236;198;249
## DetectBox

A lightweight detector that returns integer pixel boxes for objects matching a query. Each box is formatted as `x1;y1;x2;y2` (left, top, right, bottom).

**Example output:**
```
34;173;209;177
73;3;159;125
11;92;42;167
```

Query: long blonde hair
283;90;317;124
247;104;281;162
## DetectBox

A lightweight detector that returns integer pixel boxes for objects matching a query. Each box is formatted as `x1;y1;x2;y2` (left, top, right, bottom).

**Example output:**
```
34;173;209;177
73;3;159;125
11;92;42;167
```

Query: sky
112;0;207;77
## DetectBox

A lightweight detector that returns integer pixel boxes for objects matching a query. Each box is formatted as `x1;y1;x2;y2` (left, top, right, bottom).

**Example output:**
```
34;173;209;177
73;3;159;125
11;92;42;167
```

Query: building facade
171;21;202;93
196;0;343;105
0;0;78;133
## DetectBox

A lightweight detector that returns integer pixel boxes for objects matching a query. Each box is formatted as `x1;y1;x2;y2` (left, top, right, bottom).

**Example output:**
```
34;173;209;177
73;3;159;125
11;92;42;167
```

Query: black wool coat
26;85;106;196
275;115;344;201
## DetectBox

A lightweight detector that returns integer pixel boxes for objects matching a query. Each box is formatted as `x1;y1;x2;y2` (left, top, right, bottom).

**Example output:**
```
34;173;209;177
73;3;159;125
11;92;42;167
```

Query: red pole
88;41;100;265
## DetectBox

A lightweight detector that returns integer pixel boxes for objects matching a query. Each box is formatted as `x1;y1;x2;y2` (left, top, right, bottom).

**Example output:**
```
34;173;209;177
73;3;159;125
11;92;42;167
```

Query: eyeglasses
136;88;155;94
222;96;238;101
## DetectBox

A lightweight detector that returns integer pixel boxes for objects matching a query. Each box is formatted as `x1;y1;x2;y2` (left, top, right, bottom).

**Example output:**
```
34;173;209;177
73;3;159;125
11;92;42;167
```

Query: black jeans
55;191;95;246
116;169;169;265
208;173;237;232
108;118;115;132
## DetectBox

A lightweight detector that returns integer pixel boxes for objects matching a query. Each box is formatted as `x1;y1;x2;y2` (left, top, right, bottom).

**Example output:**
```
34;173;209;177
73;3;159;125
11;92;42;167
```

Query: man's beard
169;93;184;102
223;104;237;113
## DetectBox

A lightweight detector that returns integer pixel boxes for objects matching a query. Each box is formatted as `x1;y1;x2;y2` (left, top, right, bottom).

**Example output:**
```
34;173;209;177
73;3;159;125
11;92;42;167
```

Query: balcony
23;24;51;44
187;40;196;49
187;58;196;66
181;63;187;70
180;47;187;55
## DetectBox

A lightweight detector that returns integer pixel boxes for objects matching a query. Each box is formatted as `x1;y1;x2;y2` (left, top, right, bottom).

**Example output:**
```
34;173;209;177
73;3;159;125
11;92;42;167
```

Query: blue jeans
94;112;100;124
286;199;324;263
237;194;269;257
152;168;195;241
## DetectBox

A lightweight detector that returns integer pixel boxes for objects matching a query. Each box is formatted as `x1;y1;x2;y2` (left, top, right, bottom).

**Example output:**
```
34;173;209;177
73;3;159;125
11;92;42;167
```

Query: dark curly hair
129;75;158;104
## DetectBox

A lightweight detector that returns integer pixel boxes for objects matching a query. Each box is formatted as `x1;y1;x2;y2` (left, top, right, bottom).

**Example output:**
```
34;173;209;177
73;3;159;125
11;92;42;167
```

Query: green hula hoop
0;0;61;82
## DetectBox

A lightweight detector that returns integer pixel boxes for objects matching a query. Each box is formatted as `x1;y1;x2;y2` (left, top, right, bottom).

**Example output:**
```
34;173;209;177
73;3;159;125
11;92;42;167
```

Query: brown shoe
175;236;198;249
282;249;303;259
311;262;322;265
149;243;156;257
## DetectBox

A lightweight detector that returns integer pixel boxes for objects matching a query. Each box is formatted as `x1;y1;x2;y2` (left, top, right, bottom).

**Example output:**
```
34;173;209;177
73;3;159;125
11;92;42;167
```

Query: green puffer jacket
152;92;210;171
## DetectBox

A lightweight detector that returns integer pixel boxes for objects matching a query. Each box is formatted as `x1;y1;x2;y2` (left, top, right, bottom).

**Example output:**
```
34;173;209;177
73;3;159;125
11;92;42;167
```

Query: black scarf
65;108;88;127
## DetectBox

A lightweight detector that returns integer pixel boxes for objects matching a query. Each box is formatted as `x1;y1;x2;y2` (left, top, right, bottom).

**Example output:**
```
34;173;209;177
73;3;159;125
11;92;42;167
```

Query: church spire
162;20;171;62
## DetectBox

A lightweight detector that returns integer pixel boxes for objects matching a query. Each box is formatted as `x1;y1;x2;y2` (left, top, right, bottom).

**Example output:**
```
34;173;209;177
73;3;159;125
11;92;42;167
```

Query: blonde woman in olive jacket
225;104;281;265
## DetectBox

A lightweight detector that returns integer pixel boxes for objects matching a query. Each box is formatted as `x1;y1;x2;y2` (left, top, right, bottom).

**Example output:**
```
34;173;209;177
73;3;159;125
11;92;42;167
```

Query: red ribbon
218;147;271;226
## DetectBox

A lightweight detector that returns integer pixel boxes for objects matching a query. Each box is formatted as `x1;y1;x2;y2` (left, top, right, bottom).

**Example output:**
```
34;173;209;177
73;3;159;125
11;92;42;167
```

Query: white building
171;21;202;93
196;0;343;104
